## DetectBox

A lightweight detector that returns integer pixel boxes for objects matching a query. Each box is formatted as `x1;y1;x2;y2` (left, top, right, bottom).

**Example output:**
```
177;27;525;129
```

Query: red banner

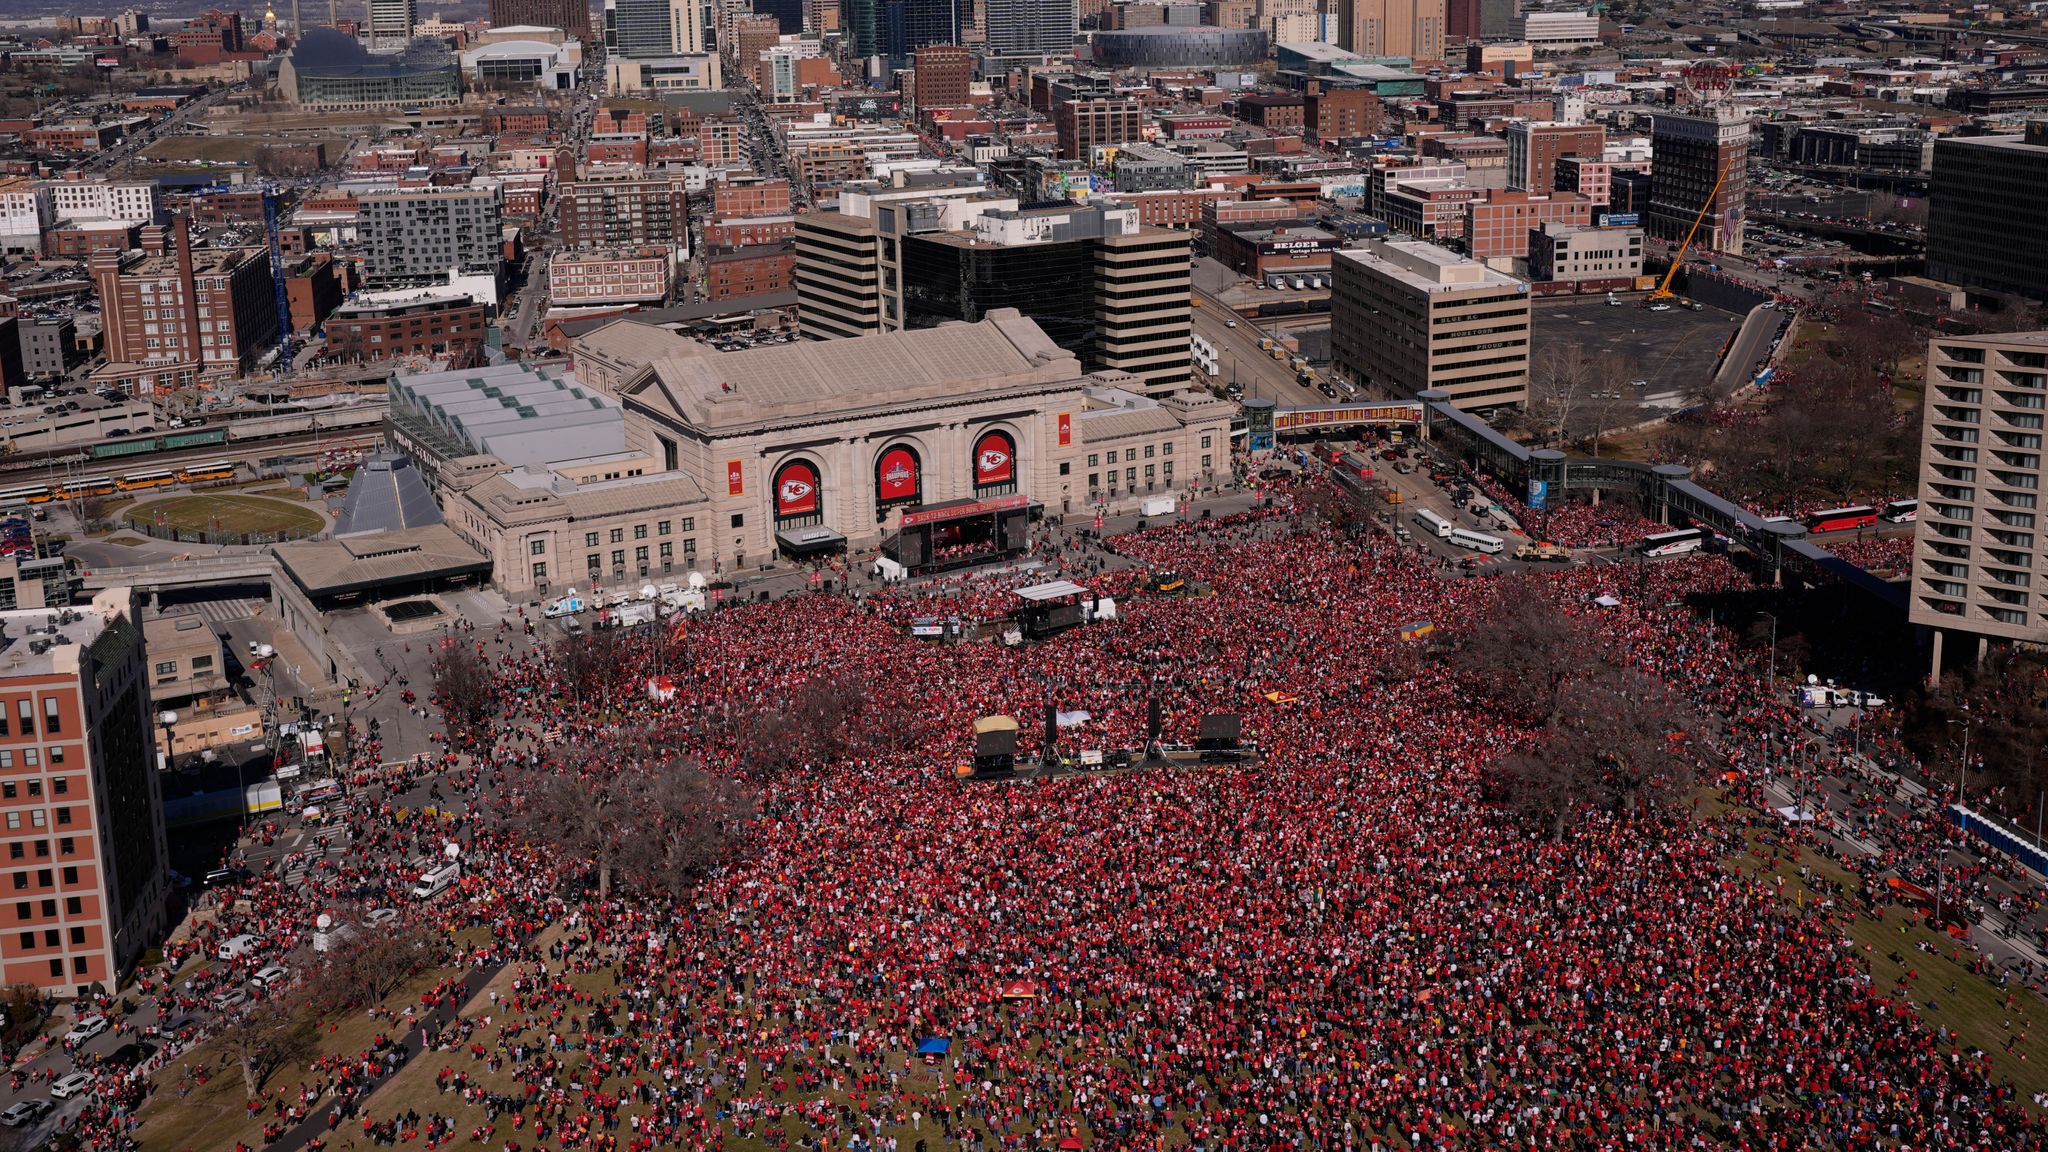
1057;412;1071;447
774;460;820;518
726;460;743;497
974;430;1015;487
898;494;1029;529
876;446;920;505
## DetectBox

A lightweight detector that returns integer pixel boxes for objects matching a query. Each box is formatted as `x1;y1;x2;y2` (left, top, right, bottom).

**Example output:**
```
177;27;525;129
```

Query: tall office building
368;0;417;48
841;0;956;69
1505;122;1605;193
489;0;595;41
983;0;1074;60
754;0;806;32
358;186;504;285
1646;105;1747;256
1057;98;1144;161
1910;330;2048;670
1927;122;2048;302
1330;238;1531;411
0;588;170;994
607;0;702;55
912;43;973;110
797;198;1193;395
90;218;279;376
1339;0;1444;61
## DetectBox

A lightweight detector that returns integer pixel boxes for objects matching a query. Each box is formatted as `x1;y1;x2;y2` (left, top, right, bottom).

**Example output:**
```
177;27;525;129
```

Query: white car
1649;303;1673;312
62;1015;108;1045
49;1072;93;1099
365;907;400;926
216;933;260;961
250;965;289;989
0;1099;50;1126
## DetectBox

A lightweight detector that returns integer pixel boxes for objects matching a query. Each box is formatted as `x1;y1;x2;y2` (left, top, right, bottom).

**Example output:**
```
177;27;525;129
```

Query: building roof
289;27;455;79
389;361;625;467
617;309;1081;431
334;453;443;536
0;590;132;680
274;524;489;597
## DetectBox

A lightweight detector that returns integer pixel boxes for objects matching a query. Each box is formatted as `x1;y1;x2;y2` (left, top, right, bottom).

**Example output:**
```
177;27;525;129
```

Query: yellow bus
176;460;237;483
117;469;178;492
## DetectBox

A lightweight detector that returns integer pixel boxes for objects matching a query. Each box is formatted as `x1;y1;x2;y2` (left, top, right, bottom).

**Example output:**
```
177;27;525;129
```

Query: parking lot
1532;294;1746;412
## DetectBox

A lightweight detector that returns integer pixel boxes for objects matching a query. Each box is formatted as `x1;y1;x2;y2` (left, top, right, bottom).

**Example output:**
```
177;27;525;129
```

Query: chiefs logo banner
974;431;1014;487
774;460;819;518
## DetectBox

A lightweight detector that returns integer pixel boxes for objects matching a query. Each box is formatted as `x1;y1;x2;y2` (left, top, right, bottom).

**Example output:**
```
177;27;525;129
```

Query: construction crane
1646;161;1729;304
262;183;295;377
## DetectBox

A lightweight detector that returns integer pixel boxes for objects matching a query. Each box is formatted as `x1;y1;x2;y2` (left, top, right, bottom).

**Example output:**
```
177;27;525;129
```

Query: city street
1191;286;1326;407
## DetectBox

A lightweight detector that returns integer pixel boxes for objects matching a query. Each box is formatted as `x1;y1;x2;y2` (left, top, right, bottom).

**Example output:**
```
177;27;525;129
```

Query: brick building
712;179;793;218
703;216;796;247
1505;121;1605;194
327;289;488;362
190;188;270;225
1234;93;1305;133
912;44;973;110
547;247;674;306
1304;85;1381;144
0;588;170;995
559;171;692;250
1463;189;1590;265
1056;99;1144;161
89;219;279;379
705;245;795;301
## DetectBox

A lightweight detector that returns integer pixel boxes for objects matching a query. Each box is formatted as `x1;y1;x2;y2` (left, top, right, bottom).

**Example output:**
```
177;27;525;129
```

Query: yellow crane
1647;161;1731;303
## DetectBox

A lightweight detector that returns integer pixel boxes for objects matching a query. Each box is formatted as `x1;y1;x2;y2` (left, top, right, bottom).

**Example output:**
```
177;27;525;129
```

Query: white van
411;861;460;899
1140;496;1177;518
543;596;582;619
216;933;260;961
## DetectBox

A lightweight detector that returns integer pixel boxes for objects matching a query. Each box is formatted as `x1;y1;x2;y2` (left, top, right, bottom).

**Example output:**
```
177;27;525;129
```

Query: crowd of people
79;472;2042;1152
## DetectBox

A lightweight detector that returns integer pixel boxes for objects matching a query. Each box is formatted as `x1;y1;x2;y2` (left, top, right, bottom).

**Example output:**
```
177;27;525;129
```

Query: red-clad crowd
267;496;2035;1152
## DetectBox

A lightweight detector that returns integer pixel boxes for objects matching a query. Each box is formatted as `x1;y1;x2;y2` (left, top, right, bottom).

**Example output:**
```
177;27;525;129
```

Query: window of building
1144;445;1155;459
1;783;13;799
12;903;23;921
635;546;648;565
71;956;84;975
34;869;48;888
1088;454;1099;468
1202;454;1213;471
610;550;625;569
154;660;177;679
57;838;71;856
42;699;57;735
16;700;30;736
609;528;625;544
68;926;83;945
17;932;30;950
1200;435;1213;449
634;525;648;540
531;562;547;582
7;845;19;861
59;866;74;885
1162;442;1173;456
731;514;744;529
45;960;58;978
587;554;602;573
529;539;546;556
681;518;695;533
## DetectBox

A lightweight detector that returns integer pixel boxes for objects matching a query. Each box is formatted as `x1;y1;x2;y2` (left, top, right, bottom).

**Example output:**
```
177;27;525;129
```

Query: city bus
0;485;51;505
1638;528;1707;558
1449;527;1504;554
175;460;237;483
117;469;177;492
1413;509;1453;538
52;476;115;500
1881;498;1918;524
1805;504;1880;533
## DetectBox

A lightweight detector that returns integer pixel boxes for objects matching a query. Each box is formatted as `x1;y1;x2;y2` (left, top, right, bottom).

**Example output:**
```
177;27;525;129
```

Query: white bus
1449;528;1504;554
1638;528;1707;558
1413;509;1453;538
1881;498;1918;524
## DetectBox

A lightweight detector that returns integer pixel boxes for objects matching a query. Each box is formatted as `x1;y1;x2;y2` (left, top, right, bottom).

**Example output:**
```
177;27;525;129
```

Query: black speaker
1044;704;1058;755
1147;698;1162;742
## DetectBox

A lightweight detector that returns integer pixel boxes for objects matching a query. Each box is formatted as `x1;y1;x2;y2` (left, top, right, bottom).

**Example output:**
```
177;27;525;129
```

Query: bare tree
1581;351;1638;456
431;641;496;744
218;991;319;1099
728;672;874;780
504;728;755;897
1449;577;1602;726
1525;342;1595;448
304;919;437;1014
550;627;627;704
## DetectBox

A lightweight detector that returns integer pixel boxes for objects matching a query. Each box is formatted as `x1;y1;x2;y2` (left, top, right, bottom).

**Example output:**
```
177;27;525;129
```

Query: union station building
390;309;1235;596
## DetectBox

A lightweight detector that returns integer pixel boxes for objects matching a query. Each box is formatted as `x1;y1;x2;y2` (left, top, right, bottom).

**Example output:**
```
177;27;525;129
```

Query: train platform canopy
1015;580;1088;601
333;454;443;536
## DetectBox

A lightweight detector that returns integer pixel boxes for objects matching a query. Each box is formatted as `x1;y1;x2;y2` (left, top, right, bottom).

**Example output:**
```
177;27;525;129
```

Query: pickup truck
1515;543;1572;563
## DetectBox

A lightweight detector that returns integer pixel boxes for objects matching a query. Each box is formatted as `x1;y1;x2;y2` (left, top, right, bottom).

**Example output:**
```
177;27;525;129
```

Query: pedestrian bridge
1417;390;1906;608
79;554;281;592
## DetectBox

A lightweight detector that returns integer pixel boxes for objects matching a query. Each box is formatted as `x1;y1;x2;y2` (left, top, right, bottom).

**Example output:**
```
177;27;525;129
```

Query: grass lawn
131;963;453;1152
124;494;323;538
1719;800;2048;1105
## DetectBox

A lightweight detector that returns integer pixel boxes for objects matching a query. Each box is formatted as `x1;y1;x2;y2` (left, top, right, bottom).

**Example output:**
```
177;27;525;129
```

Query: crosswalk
183;597;264;626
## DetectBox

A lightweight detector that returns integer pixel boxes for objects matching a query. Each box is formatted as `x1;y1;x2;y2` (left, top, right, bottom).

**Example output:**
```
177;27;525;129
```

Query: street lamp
158;711;177;773
1759;612;1778;697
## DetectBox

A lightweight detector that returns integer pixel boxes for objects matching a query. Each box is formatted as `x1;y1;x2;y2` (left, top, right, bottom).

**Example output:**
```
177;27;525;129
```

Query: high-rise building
1910;330;2048;668
606;0;701;55
1505;121;1605;193
1646;105;1747;256
0;588;171;994
1927;122;2048;302
357;185;504;285
797;198;1195;395
1331;237;1531;411
368;0;417;47
1478;0;1514;36
983;0;1074;60
1444;0;1477;41
558;170;692;250
730;13;780;79
489;0;594;40
89;218;279;378
1056;97;1143;160
912;43;972;110
840;0;956;69
754;0;805;31
1338;0;1443;62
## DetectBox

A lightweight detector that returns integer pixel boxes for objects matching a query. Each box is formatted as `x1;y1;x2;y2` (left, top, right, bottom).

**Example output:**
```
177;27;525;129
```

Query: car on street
0;1099;50;1126
49;1072;93;1099
217;932;260;960
105;1041;156;1070
251;964;289;988
63;1015;109;1044
145;1012;197;1038
365;907;400;926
